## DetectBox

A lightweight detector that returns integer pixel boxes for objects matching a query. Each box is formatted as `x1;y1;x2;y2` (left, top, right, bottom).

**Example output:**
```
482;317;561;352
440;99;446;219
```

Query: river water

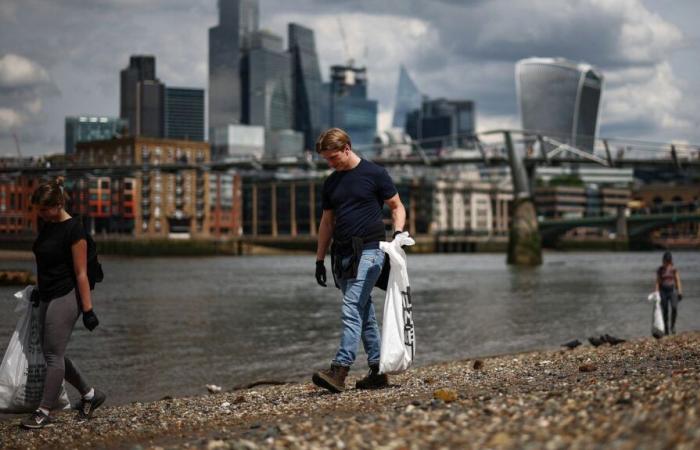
1;251;698;407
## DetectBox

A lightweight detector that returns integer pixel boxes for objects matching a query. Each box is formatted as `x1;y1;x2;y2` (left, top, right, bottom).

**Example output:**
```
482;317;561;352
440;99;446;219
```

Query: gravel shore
1;332;699;450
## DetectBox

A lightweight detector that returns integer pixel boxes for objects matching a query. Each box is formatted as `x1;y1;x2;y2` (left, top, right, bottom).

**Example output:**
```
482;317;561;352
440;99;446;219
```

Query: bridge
539;209;700;245
2;129;698;264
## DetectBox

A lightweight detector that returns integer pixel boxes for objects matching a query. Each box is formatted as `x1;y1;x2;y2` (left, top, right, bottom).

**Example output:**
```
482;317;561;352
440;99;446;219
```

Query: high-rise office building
208;0;260;133
120;55;165;138
288;23;322;151
165;87;205;141
516;57;603;152
242;30;302;158
65;116;127;155
322;65;378;154
405;98;475;150
392;65;423;129
242;30;293;130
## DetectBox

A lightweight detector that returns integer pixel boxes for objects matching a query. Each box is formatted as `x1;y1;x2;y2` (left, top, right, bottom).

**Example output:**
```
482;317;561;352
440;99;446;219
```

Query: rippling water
1;251;698;407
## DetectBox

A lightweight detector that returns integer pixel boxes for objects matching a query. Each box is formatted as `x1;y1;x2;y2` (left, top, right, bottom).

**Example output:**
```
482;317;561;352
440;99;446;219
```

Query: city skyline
0;0;699;156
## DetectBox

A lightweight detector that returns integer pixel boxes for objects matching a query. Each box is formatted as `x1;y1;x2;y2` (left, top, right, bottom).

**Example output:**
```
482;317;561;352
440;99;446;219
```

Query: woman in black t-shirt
20;178;106;429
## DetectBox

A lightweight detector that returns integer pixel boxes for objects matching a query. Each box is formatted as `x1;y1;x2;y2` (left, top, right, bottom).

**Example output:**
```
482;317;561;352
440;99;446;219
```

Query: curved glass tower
516;57;603;152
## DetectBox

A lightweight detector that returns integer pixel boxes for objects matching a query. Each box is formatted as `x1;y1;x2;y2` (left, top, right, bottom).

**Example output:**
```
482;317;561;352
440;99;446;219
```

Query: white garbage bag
378;232;416;374
0;286;71;413
647;291;665;338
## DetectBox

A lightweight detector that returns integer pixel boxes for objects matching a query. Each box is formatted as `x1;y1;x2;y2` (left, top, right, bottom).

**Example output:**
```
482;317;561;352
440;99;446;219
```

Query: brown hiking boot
355;364;389;390
312;363;349;393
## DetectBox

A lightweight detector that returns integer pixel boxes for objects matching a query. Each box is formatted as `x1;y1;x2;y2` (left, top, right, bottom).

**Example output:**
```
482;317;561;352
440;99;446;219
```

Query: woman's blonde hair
315;128;351;153
31;177;69;207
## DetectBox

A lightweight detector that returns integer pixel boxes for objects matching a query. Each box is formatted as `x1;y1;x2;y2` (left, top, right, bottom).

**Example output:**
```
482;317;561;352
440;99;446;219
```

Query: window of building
101;180;109;189
90;193;97;201
90;205;98;213
101;193;109;201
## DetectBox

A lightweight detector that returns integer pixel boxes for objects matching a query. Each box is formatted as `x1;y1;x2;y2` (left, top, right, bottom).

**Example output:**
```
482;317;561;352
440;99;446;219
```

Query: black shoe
77;389;106;420
20;410;53;429
355;364;389;390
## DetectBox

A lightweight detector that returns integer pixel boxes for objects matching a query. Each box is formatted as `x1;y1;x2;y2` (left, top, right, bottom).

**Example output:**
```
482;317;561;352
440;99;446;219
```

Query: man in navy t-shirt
312;128;406;393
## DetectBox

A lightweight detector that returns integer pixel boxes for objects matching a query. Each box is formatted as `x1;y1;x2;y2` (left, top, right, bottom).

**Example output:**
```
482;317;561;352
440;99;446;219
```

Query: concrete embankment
1;332;699;449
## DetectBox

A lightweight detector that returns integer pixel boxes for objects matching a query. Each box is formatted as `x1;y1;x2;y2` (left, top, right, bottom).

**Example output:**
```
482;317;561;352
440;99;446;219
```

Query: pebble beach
1;331;699;449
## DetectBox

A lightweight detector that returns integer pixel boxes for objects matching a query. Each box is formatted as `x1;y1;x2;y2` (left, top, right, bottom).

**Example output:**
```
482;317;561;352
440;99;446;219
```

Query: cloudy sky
1;0;699;156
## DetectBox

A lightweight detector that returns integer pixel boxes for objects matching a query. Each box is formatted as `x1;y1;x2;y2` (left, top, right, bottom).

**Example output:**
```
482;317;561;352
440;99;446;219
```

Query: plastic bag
647;291;665;338
378;232;416;374
0;286;71;413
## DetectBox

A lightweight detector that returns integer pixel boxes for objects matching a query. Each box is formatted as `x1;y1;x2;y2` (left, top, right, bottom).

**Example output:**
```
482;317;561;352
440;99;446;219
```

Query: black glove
678;293;683;301
30;288;41;307
315;260;327;287
82;309;99;331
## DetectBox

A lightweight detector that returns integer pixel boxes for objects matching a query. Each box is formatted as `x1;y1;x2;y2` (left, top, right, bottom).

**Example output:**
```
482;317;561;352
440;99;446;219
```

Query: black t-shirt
32;217;86;301
322;159;397;243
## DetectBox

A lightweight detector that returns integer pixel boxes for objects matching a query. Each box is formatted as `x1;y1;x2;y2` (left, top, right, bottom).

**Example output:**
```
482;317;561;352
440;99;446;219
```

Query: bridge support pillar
508;199;542;265
504;131;542;266
616;206;628;240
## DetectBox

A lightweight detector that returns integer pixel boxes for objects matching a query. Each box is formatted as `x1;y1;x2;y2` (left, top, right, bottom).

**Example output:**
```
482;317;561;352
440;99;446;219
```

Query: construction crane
335;17;355;67
12;131;22;158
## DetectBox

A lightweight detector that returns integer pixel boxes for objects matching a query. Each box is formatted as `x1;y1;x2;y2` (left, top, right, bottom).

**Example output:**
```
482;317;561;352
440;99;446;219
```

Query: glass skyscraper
120;55;165;138
288;23;322;151
516;57;603;152
392;65;423;129
243;30;293;130
64;116;127;155
322;65;378;155
208;0;259;133
405;98;475;150
165;87;205;141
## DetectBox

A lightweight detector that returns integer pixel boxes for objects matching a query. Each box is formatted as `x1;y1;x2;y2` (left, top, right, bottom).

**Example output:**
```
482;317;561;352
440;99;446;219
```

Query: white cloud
601;62;691;133
0;53;50;88
476;114;520;134
0;107;24;130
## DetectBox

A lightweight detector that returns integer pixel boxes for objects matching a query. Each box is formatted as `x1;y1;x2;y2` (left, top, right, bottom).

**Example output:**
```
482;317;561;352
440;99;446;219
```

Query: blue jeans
333;247;385;367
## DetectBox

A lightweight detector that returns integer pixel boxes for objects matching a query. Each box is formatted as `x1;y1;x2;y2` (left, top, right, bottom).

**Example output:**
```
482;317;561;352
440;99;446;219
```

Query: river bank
1;332;698;449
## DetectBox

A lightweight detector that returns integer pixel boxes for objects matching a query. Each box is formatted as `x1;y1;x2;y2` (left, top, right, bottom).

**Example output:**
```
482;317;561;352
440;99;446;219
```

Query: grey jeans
659;286;679;335
38;289;90;409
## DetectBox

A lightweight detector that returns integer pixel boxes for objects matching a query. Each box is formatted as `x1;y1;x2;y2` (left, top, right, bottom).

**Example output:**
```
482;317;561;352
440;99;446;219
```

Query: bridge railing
2;129;700;175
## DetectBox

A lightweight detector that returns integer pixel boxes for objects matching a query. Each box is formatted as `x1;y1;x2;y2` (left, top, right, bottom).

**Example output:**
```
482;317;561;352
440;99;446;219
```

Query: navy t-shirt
322;159;397;243
32;217;86;301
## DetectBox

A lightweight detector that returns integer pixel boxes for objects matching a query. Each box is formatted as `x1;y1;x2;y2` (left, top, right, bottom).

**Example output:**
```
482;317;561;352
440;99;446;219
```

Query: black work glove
315;260;327;287
678;293;683;301
82;309;99;331
30;288;41;307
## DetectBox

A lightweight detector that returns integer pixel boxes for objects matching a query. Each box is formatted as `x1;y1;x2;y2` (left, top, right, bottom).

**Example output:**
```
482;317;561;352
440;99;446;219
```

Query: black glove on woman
82;309;100;331
315;260;327;287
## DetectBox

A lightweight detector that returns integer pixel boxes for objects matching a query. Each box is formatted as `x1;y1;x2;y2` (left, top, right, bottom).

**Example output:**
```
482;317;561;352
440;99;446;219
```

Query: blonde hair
31;177;69;207
315;128;351;153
